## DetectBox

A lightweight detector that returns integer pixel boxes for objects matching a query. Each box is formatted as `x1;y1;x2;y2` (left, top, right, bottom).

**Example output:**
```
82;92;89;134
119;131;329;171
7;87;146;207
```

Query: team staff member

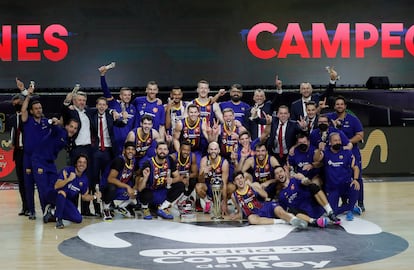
327;96;365;212
31;118;79;220
314;132;360;221
44;154;101;229
7;91;28;216
219;84;250;125
21;84;51;220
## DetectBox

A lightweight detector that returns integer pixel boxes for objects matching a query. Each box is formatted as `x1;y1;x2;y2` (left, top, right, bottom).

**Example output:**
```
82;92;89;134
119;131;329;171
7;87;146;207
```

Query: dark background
1;0;414;89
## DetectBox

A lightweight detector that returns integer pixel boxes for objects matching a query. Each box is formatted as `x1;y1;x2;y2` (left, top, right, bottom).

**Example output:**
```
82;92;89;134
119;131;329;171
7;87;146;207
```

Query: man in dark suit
89;97;123;216
266;105;306;165
8;94;28;216
243;89;274;140
290;68;338;121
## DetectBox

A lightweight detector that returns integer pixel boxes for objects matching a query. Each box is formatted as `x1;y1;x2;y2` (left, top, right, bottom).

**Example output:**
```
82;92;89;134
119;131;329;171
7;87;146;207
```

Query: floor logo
58;217;408;269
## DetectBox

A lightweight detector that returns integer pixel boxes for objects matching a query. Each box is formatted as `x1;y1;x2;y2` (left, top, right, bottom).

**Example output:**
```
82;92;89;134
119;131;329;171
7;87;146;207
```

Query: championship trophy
211;177;223;220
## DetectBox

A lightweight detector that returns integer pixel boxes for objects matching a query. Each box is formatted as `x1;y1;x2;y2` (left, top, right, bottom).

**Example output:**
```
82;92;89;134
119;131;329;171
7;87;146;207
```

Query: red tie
278;122;284;158
99;116;105;151
259;110;265;136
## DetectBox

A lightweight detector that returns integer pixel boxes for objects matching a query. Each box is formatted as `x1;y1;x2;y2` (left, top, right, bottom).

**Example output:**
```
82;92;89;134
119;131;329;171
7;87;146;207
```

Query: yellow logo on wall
360;129;388;169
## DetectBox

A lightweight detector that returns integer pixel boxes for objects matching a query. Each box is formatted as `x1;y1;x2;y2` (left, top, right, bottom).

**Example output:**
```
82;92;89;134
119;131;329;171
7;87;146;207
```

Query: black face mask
297;143;308;152
332;144;342;151
318;123;328;131
14;104;22;112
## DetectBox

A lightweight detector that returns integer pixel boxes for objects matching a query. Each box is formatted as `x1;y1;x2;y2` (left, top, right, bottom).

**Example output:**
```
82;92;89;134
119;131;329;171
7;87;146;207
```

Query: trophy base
181;213;196;223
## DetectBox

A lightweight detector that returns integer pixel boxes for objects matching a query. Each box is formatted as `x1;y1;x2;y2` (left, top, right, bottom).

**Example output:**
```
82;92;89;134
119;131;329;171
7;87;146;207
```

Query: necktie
259;110;265;136
278;122;284;158
99;116;105;151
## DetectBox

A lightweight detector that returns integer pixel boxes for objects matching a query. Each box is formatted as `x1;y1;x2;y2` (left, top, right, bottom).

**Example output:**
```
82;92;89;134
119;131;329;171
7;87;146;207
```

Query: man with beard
132;80;166;140
165;87;188;134
288;132;323;186
326;96;365;212
99;63;136;156
241;143;280;200
32;118;79;222
136;141;183;220
274;166;341;227
126;114;161;166
21;83;52;220
100;141;139;221
49;154;101;229
170;141;198;211
219;84;250;126
229;171;308;229
314;132;360;221
196;142;229;215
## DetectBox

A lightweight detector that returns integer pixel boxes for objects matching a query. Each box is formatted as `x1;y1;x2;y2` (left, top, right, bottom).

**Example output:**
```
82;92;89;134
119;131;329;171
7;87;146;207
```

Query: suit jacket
243;101;273;140
61;104;94;147
8;113;23;160
90;109;121;157
290;83;335;121
267;117;302;155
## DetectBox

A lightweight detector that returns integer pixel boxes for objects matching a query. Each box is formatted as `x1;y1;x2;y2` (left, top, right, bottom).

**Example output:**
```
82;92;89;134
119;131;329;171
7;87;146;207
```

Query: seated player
43;154;101;229
230;171;307;229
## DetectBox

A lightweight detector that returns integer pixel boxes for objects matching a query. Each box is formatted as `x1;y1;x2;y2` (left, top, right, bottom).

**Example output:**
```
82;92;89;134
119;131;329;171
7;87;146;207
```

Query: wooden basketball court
1;179;412;269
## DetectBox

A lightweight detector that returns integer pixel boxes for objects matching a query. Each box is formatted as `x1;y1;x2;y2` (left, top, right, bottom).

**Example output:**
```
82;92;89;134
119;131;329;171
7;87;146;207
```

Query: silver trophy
71;83;80;95
211;177;223;220
325;66;340;80
120;102;128;124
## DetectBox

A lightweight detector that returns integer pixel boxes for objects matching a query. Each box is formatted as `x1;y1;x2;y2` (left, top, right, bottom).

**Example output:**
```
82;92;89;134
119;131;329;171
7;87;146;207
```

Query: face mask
14;104;22;112
297;143;308;152
332;144;342;151
318;123;328;131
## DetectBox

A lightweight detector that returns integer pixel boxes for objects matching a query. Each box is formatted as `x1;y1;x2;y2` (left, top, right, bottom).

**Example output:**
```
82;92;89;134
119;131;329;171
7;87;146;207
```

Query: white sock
273;219;287;224
103;203;111;210
118;200;131;208
324;204;333;214
309;218;315;223
159;200;171;210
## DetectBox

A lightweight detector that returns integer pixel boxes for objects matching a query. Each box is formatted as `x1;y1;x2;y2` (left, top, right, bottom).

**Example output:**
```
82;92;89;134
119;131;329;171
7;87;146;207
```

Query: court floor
0;179;412;270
